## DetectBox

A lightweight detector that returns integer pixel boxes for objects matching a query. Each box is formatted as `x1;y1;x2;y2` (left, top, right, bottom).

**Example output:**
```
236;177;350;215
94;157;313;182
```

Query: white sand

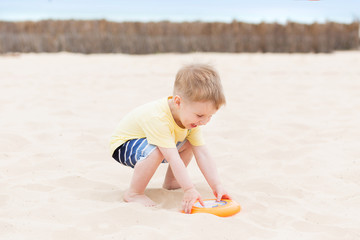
1;52;359;239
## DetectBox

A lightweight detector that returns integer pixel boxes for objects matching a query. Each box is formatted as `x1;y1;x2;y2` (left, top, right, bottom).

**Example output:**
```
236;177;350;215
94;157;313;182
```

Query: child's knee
146;147;164;163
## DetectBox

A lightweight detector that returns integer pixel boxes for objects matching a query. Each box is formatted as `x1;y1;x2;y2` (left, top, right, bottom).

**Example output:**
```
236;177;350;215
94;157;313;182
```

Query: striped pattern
112;138;187;168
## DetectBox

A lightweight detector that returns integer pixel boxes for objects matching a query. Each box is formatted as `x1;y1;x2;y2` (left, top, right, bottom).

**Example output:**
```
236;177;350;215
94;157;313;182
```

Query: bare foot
123;190;156;207
162;179;181;190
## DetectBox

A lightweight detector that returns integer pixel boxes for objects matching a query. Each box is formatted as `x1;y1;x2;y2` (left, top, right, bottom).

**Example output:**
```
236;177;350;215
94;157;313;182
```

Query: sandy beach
1;52;359;239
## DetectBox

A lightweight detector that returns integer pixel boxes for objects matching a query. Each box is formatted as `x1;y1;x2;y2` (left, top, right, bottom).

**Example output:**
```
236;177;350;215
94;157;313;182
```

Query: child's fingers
183;198;196;214
216;192;231;201
182;202;188;213
182;200;192;214
185;202;191;214
199;197;205;206
189;198;198;213
215;191;222;202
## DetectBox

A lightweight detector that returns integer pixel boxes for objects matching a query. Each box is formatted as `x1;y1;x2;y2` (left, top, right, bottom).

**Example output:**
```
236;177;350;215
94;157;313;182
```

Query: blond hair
173;64;226;109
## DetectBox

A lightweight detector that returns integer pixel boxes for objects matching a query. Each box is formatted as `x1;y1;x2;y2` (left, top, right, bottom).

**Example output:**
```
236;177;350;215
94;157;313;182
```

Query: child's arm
191;145;232;201
158;147;204;213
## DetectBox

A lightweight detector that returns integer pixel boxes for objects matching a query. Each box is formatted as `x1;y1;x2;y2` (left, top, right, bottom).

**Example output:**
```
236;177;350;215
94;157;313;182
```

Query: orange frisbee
186;199;241;217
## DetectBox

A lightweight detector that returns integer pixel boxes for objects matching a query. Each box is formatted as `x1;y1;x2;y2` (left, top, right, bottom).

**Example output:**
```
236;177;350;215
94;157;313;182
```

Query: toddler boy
110;64;231;213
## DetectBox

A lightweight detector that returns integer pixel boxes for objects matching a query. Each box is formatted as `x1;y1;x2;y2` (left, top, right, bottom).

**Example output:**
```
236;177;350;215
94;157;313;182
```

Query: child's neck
168;97;185;128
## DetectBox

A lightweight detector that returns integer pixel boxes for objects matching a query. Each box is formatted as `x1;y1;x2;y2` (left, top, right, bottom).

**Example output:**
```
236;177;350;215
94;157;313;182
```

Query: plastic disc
188;199;241;217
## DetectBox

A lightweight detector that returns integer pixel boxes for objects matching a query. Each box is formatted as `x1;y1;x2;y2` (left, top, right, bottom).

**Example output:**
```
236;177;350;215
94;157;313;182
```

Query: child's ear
173;95;181;107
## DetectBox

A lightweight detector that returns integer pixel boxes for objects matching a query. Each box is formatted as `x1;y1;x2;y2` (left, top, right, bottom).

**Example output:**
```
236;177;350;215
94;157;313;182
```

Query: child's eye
197;114;203;118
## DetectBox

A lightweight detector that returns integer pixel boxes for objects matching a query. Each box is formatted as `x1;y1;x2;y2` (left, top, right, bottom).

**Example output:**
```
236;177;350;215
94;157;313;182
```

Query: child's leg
124;148;164;206
163;141;193;190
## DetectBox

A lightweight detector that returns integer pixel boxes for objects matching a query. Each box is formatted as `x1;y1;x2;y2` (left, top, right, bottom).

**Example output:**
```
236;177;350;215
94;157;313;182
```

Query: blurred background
0;0;359;54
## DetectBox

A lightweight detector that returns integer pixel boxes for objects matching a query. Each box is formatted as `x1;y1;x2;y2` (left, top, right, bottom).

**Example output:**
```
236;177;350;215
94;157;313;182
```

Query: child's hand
182;187;204;214
213;184;232;202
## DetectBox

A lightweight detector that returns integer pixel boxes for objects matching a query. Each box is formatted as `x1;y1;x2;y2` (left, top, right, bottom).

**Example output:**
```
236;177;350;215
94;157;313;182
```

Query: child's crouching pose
110;64;231;213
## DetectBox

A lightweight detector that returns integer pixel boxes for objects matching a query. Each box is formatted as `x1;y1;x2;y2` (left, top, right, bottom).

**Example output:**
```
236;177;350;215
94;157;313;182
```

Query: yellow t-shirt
110;96;205;153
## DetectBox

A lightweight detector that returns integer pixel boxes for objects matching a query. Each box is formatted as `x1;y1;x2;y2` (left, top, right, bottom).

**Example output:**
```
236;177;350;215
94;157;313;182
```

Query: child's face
174;96;218;129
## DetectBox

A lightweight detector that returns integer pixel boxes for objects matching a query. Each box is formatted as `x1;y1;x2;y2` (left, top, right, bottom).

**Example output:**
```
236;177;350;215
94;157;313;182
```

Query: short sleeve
186;126;205;146
139;117;177;148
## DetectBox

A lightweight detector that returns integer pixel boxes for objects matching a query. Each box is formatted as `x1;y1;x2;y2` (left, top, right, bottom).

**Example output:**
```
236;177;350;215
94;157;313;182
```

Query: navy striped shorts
112;138;187;168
